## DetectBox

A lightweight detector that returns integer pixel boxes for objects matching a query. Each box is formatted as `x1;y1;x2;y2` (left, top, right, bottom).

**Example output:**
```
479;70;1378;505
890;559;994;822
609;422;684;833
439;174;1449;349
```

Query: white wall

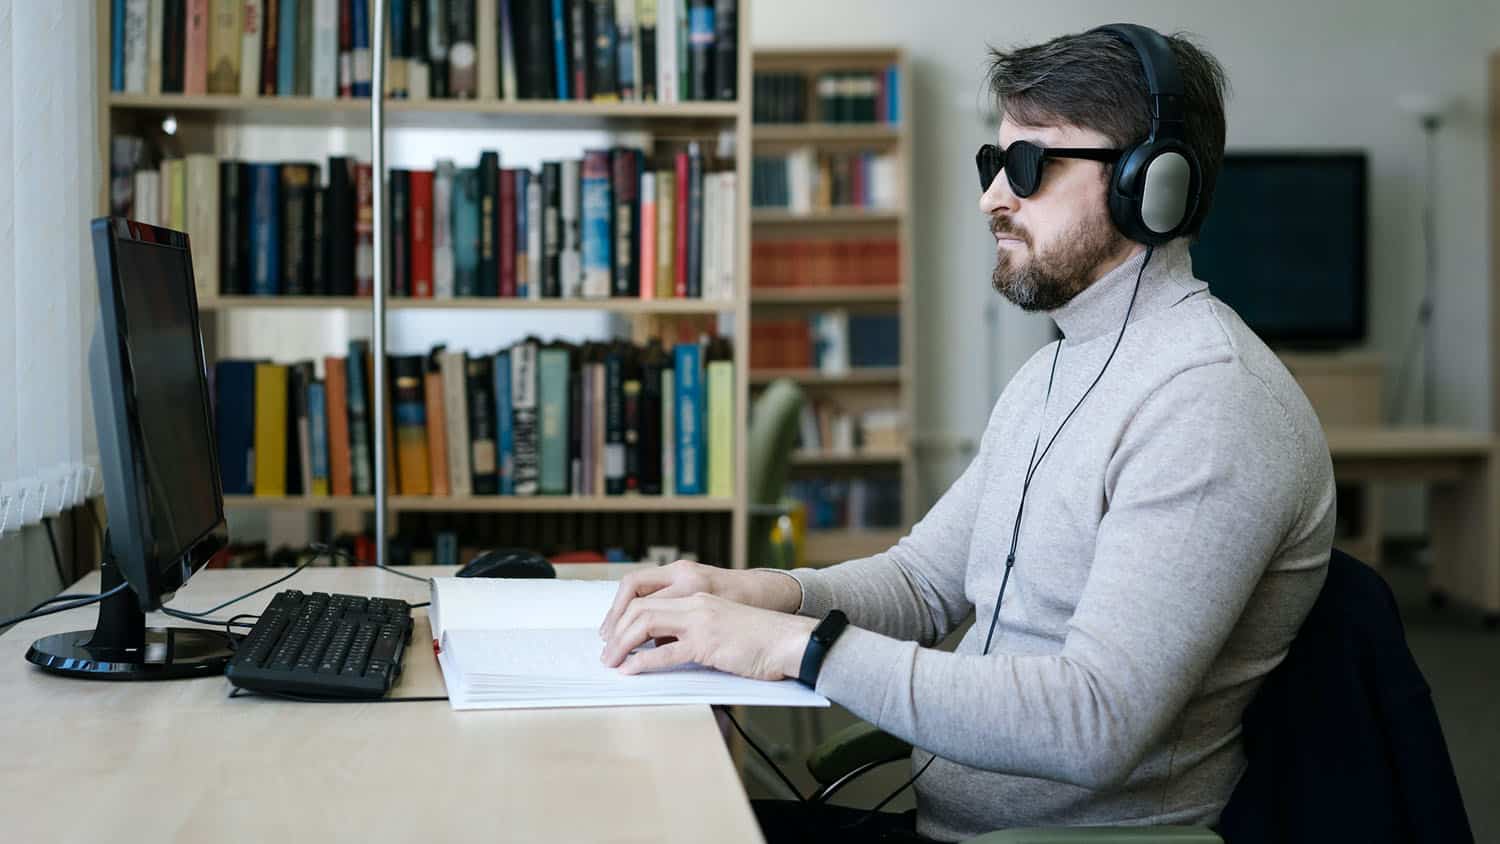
752;0;1497;515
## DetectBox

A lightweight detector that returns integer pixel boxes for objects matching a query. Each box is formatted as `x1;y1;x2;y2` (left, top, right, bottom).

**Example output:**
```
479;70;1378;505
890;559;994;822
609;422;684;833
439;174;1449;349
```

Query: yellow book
166;159;187;232
655;169;675;299
184;154;219;305
706;345;734;499
206;0;242;94
254;363;289;498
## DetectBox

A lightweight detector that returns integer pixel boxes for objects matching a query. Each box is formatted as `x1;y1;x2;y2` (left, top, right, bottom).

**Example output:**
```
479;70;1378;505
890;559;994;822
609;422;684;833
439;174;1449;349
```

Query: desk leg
1429;455;1500;624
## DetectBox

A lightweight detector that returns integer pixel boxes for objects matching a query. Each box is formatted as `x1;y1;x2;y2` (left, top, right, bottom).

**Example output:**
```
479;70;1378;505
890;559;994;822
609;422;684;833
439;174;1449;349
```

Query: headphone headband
1093;23;1185;126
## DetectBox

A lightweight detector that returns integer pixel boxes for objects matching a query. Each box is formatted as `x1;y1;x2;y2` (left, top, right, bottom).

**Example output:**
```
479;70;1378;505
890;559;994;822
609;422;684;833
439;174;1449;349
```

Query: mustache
989;215;1030;245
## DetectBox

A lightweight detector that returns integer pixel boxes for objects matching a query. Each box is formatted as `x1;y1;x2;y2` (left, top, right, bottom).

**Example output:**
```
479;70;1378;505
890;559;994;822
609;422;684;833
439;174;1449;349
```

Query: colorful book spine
478;151;500;296
673;342;703;494
550;0;570;99
310;0;339;98
712;0;735;100
447;0;476;97
219;161;246;295
467;354;499;494
248;163;281;296
123;0;149;93
494;349;514;495
611;147;640;297
525;171;542;300
538;345;570;495
510;341;540;495
346;340;373;495
656;168;676;298
589;0;619;100
410;169;434;297
440;350;472;497
706;340;733;497
640;172;656;299
614;0;636;100
308;379;331;496
499;168;517;297
569;0;589;99
325;355;352;496
207;0;242;94
604;346;625;495
279;163;316;295
253;362;289;497
622;353;642;491
559;159;582;297
686;142;704;297
424;357;450;496
351;0;371;96
639;0;657;101
214;360;257;495
276;0;297;94
686;0;713;101
451;166;480;296
393;355;432;495
541;162;562;298
498;0;518;99
673;151;689;297
355;162;375;295
241;0;263;97
389;168;410;296
432;161;455;298
515;169;531;297
639;341;666;495
580;150;613;298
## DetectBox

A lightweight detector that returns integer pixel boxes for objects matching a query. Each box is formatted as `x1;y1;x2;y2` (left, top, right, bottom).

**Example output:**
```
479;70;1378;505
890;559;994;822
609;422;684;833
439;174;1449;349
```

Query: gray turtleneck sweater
781;240;1335;841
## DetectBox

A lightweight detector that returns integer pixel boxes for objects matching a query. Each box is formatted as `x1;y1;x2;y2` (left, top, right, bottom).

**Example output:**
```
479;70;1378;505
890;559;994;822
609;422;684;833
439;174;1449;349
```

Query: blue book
352;0;371;97
390;0;408;97
580;150;612;297
247;163;281;295
673;343;704;495
278;0;298;95
514;169;529;298
493;350;514;495
451;168;480;296
214;360;258;495
111;0;125;91
886;66;900;124
550;0;569;100
434;531;459;566
307;380;330;494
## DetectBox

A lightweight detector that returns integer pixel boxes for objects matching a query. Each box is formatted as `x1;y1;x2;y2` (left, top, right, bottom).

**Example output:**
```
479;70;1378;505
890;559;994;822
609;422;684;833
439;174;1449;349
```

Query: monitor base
25;627;235;680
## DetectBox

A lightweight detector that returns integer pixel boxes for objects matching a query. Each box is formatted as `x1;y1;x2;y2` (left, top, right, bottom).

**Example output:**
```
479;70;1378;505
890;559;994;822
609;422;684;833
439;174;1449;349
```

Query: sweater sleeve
809;364;1328;790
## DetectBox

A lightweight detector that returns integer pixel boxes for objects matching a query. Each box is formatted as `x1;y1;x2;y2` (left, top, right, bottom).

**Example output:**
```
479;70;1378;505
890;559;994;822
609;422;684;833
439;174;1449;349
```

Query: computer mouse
456;548;556;579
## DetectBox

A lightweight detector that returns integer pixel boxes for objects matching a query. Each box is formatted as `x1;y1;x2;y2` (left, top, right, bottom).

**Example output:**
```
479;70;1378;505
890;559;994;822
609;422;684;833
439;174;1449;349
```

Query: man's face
980;118;1136;311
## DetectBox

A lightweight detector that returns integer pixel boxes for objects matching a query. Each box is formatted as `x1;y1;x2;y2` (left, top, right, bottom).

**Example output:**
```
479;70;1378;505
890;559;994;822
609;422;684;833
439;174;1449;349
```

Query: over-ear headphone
1093;23;1202;245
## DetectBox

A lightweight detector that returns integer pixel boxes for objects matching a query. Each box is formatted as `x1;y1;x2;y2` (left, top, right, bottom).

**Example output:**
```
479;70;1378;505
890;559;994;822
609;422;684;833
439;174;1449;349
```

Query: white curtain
0;1;100;535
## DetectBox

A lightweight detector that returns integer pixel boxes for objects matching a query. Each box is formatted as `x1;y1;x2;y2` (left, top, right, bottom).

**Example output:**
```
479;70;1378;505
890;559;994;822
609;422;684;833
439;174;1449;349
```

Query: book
407;0;431;99
477;151;499;296
310;187;327;295
655;168;675;298
311;0;339;97
525;171;543;299
514;169;530;296
498;168;517;297
324;156;356;296
368;345;401;495
203;0;237;93
432;160;456;298
388;168;410;296
537;344;571;494
124;0;150;93
540;162;562;297
308;379;330;496
393;355;432;495
588;0;618;100
287;361;313;496
351;0;371;96
354;162;375;295
133;170;159;228
559;158;582;297
429;578;828;710
568;0;589;99
568;343;585;493
705;337;732;497
580;150;612;298
446;0;476;97
276;0;297;94
685;143;703;297
426;0;449;98
410;170;433;298
613;0;636;100
185;154;220;304
639;339;667;494
253;362;289;498
498;0;518;99
325;355;353;496
603;344;625;494
660;365;674;495
712;0;734;100
214;360;258;495
165;158;187;231
219;161;247;295
611;147;640;297
550;0;570;99
247;163;281;296
451;166;480;296
621;347;642;491
280;163;317;296
424;353;450;496
144;0;164;95
639;171;655;299
510;340;540;495
673;151;688;297
339;0;354;96
639;0;657;101
295;0;314;95
673;341;702;494
347;340;374;495
493;349;514;494
466;355;499;494
686;0;712;101
113;0;127;92
162;0;186;93
241;0;264;96
440;349;472;497
655;0;677;103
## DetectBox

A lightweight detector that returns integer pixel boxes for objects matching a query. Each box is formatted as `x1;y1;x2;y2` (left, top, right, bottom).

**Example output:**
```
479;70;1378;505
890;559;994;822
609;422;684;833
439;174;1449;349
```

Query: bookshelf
750;47;914;565
97;0;754;570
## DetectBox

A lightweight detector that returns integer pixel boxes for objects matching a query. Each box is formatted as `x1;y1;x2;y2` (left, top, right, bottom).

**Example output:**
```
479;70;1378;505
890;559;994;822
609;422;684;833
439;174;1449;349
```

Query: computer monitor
25;218;234;680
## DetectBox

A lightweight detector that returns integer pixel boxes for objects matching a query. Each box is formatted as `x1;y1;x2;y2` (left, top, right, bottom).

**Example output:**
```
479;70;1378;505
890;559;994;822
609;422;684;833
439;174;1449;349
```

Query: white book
430;578;829;711
311;0;339;99
441;350;472;497
241;0;263;97
477;0;498;99
146;0;164;94
185;154;220;303
124;0;149;93
559;159;582;298
702;172;718;305
656;0;677;103
133;170;160;226
432;160;455;298
526;174;542;300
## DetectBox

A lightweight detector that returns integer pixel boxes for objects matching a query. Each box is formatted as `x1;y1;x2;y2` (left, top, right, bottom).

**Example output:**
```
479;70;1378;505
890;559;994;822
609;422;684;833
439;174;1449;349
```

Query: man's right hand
596;560;803;640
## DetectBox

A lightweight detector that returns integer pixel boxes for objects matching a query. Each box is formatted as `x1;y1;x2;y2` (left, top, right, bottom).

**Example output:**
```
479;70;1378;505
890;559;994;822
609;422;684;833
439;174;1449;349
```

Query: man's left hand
599;593;819;682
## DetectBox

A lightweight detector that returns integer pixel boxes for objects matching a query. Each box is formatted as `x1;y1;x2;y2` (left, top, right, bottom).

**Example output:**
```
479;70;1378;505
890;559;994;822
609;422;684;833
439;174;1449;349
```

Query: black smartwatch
797;610;849;688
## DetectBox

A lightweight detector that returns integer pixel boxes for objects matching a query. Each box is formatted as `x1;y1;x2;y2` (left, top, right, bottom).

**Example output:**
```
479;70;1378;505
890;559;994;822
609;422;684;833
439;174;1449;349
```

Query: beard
990;206;1129;312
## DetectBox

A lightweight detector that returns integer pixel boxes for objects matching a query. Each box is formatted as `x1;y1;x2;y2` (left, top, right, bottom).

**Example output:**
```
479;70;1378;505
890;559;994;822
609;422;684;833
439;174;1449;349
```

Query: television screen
1189;153;1367;346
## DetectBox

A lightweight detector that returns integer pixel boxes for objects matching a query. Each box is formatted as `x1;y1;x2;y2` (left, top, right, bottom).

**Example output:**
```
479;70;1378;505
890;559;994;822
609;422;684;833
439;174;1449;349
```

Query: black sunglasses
977;141;1122;198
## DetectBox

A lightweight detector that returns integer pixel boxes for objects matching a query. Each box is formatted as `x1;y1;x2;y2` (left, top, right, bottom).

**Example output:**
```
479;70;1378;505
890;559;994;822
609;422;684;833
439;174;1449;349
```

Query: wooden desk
1325;428;1500;623
0;565;765;844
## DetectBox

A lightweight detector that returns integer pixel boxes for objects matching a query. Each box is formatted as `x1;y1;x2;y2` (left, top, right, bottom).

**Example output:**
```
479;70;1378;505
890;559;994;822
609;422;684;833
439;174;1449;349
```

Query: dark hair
986;28;1229;236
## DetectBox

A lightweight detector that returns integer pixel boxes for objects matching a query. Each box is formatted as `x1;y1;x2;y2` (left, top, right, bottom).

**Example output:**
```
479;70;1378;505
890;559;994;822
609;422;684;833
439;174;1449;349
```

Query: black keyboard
226;589;414;700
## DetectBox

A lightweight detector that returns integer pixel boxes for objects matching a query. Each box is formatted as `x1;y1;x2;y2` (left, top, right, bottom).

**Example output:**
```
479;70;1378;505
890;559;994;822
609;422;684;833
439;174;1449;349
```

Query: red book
499;169;517;298
674;151;689;298
183;0;210;95
354;162;374;296
409;170;434;297
640;175;656;300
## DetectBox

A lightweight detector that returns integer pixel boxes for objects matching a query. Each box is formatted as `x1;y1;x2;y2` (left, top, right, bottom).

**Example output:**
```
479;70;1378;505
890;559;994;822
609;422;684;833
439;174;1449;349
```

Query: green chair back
745;379;805;568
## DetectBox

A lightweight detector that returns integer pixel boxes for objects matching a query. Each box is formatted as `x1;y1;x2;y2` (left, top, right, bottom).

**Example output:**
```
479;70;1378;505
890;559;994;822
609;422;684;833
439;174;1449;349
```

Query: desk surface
0;565;764;844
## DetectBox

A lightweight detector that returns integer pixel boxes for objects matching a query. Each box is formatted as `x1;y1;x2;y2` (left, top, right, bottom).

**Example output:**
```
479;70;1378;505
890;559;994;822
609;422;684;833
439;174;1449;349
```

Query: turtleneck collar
1046;238;1205;346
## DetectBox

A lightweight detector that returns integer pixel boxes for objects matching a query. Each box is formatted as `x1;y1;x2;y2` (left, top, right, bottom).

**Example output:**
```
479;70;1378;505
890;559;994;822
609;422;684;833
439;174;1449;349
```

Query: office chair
746;378;806;569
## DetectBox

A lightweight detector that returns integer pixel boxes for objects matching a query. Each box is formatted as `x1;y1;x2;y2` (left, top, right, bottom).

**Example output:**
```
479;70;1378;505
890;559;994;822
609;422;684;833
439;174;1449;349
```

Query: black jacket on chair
1217;549;1473;843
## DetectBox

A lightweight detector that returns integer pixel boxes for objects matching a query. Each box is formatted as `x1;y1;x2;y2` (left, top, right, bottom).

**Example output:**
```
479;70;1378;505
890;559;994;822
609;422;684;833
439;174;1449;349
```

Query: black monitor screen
114;238;221;567
1189;153;1367;345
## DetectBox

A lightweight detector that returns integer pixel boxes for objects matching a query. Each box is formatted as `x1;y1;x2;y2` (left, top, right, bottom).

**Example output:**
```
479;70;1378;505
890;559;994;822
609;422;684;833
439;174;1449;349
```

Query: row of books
788;477;903;531
113;142;736;301
110;0;738;103
751;67;902;124
796;402;903;456
213;336;735;501
750;312;900;372
751;149;899;213
750;237;901;289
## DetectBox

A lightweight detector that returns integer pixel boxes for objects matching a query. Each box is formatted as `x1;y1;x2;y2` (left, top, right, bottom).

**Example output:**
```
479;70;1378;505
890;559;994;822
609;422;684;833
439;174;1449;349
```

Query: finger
598;569;678;637
608;594;697;649
600;609;690;668
619;642;693;675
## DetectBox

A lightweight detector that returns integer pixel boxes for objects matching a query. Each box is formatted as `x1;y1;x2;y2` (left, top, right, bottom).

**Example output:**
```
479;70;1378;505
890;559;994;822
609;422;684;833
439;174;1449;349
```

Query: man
599;25;1335;842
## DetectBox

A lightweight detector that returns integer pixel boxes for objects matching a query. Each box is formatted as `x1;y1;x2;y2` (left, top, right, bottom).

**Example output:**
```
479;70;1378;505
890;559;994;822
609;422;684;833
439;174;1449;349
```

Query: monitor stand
24;549;238;680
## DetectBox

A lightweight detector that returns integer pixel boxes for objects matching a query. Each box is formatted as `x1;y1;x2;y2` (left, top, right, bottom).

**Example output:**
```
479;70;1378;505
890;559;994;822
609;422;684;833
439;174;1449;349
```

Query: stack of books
213;335;736;501
750;237;900;288
751;65;902;124
788;477;903;530
752;147;898;212
751;312;899;372
109;0;739;102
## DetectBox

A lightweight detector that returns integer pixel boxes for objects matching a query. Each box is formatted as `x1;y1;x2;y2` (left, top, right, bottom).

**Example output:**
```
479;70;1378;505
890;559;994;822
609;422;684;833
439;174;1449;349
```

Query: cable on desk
160;607;257;630
227;687;448;704
722;708;806;803
28;593;99;613
164;552;324;618
410;601;430;609
0;582;131;632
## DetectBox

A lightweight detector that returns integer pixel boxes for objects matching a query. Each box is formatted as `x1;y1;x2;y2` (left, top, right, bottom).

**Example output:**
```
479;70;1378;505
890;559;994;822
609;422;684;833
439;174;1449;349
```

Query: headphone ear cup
1108;143;1153;243
1109;142;1201;246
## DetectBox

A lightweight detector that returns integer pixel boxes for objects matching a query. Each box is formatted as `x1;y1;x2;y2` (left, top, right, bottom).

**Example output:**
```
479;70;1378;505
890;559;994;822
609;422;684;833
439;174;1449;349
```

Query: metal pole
370;0;388;566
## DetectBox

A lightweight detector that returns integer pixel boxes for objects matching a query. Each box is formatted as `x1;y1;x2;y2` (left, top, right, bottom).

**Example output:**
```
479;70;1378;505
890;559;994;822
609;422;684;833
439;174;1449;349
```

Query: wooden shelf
751;123;900;144
224;494;736;513
203;295;732;314
791;447;907;466
750;368;902;386
802;527;905;564
107;94;742;128
750;286;900;305
752;208;901;225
